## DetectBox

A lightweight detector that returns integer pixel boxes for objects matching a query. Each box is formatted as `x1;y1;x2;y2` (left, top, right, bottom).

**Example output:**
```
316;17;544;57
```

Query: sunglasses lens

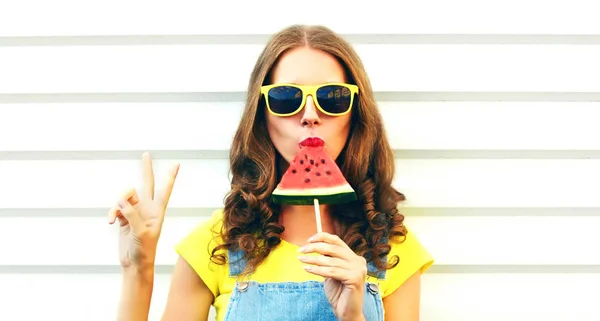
267;86;303;115
316;85;353;114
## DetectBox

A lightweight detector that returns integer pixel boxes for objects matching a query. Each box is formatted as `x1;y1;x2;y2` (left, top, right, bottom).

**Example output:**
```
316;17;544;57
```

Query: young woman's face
266;46;352;164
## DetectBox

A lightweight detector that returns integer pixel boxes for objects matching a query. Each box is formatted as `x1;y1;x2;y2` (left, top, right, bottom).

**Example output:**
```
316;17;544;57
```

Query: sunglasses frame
260;83;359;117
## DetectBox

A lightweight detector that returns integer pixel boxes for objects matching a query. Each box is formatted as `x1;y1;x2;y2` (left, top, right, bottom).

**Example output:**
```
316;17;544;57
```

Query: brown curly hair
210;24;408;276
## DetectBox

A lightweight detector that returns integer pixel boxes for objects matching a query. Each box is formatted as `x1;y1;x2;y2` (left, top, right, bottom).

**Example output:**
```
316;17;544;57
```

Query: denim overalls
223;248;386;321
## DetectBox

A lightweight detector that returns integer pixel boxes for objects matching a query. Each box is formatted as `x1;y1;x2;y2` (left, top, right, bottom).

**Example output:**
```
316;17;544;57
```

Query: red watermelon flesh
272;137;357;205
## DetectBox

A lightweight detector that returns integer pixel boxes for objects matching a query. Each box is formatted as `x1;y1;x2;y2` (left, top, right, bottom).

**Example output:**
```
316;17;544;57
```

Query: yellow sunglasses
260;83;359;117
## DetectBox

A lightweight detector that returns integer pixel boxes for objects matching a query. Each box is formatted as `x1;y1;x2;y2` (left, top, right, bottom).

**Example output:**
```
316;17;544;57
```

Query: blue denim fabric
224;248;386;321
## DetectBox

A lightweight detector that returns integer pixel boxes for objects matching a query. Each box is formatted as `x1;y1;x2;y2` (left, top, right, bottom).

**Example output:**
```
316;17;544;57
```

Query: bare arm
117;266;155;321
116;256;213;321
112;154;211;320
160;256;214;321
382;270;422;321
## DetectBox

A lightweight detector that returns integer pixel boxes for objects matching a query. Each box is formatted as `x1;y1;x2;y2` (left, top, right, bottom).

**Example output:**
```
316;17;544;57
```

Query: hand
107;152;180;269
298;232;367;321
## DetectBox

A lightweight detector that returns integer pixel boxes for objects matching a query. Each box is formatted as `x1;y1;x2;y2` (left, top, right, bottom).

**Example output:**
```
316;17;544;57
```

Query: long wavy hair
210;25;407;276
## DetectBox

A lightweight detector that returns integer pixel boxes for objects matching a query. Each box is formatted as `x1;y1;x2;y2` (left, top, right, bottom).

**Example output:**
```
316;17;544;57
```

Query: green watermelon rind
272;184;358;205
272;191;357;205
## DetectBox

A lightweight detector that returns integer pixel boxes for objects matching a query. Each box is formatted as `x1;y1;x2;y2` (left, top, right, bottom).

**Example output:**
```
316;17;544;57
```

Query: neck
278;204;335;247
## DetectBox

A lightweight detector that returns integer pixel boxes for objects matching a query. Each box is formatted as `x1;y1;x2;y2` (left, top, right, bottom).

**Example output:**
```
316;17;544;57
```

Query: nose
300;95;321;127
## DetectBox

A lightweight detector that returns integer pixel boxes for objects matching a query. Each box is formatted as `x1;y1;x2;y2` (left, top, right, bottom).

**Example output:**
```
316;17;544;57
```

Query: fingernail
298;255;306;261
297;246;306;253
307;236;315;243
302;265;312;271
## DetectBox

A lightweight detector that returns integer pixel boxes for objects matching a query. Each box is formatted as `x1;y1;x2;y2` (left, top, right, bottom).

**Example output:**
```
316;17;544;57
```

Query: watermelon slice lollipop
272;137;357;232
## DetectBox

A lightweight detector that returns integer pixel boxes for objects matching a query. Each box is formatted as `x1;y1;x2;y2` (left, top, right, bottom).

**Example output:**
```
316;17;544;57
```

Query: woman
109;25;434;321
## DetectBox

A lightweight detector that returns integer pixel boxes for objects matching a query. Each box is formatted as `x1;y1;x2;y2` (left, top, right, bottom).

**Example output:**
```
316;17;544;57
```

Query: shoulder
174;209;227;297
379;224;435;298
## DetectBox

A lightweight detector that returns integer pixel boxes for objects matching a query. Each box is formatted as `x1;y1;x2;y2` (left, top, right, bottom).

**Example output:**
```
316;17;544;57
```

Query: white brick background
1;1;599;320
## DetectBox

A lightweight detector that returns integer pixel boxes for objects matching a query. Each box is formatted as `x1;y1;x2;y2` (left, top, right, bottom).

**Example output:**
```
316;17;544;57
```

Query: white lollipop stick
314;198;322;234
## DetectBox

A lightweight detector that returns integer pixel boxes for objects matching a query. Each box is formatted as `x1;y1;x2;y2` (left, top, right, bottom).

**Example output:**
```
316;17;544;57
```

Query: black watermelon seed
315;163;319;167
321;159;325;164
326;171;331;175
305;168;310;172
310;159;314;165
291;169;297;174
305;178;310;183
316;172;321;176
300;160;304;165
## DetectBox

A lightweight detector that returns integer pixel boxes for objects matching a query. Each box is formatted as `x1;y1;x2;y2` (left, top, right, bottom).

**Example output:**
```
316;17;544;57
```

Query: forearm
342;315;366;321
117;267;155;321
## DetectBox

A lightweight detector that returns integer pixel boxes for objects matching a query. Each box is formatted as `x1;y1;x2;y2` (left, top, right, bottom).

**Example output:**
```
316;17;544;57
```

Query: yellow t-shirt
175;209;434;321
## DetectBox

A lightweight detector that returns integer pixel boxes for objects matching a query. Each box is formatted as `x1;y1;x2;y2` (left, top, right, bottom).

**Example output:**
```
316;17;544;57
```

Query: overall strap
367;259;387;279
366;235;389;280
228;249;247;277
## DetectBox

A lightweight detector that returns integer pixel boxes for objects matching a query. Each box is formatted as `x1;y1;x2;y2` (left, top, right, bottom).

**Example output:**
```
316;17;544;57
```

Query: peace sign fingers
156;162;180;210
141;152;155;200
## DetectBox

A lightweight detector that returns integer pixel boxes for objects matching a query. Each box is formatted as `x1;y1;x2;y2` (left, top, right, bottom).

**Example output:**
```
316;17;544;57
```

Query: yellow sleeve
381;226;434;297
174;209;226;298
